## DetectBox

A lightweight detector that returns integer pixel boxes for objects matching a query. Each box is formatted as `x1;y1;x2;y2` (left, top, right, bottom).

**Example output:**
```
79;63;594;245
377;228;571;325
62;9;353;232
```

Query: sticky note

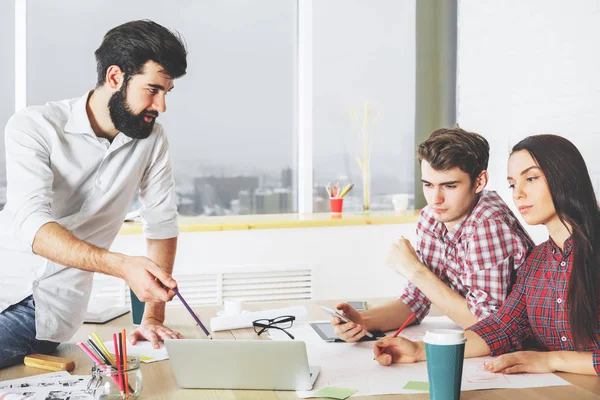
313;386;358;399
403;381;429;391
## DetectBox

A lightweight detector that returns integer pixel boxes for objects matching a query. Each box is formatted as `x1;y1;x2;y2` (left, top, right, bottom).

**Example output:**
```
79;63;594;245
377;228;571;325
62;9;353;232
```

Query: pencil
118;332;125;398
77;343;124;392
339;183;354;198
92;332;115;365
113;333;125;397
173;287;213;339
122;329;129;395
392;313;416;338
87;339;110;365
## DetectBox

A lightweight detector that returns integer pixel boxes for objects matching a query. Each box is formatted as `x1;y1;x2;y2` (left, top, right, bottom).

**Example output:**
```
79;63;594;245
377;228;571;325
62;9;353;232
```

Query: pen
392;313;416;338
173;287;213;339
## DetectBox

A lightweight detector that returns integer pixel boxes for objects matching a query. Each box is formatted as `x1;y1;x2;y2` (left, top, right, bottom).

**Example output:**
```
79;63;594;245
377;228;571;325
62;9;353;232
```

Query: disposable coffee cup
130;289;145;325
423;329;467;400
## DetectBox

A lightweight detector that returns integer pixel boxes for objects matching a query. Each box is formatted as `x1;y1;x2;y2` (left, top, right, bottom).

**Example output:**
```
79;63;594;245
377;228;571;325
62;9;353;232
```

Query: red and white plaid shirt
468;237;600;376
400;190;534;322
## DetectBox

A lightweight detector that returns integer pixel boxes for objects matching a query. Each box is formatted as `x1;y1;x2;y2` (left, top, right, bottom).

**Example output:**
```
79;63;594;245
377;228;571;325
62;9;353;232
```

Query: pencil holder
329;198;344;214
86;356;143;399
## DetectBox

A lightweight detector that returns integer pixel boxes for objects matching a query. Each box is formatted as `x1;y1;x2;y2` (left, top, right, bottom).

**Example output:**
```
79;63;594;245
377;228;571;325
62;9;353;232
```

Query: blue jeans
0;295;60;369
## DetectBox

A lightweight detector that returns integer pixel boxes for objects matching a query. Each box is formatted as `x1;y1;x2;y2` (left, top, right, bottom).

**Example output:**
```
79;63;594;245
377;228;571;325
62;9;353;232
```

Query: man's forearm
409;267;478;328
142;237;178;323
361;299;414;332
32;222;124;277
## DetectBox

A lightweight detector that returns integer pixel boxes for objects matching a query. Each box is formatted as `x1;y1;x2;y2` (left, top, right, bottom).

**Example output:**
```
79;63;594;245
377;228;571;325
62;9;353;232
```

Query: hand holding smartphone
319;305;374;338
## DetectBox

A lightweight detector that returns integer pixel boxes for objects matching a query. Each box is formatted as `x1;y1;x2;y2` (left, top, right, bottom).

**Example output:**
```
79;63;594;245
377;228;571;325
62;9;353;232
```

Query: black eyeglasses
252;315;295;340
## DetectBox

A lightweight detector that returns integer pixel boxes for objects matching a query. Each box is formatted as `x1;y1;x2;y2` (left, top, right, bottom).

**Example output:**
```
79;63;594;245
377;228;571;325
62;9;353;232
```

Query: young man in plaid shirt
332;127;534;342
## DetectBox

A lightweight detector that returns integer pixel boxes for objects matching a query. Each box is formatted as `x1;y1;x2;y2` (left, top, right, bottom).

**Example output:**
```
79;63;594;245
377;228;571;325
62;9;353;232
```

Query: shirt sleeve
3;113;56;251
463;218;530;319
399;281;432;323
138;127;179;240
466;263;533;356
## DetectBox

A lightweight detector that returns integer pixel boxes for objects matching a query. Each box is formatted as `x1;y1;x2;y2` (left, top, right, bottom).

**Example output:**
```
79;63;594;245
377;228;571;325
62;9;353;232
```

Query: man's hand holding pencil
117;255;177;303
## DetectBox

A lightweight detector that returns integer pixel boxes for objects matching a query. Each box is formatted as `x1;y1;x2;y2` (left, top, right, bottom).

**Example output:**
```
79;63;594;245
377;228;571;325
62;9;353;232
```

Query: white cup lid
423;329;467;345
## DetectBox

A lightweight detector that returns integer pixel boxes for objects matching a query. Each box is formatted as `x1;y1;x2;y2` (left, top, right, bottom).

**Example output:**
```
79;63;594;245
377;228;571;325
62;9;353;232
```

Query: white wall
457;0;600;244
110;223;414;301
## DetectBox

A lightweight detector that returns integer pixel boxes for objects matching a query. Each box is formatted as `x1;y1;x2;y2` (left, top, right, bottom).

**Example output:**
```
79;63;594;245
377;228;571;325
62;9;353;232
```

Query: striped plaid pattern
468;237;600;376
399;190;534;322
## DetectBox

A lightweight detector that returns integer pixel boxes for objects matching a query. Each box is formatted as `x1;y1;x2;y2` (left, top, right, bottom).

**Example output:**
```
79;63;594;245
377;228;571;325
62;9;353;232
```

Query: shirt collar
63;90;134;148
64;90;96;136
548;236;573;257
439;213;469;243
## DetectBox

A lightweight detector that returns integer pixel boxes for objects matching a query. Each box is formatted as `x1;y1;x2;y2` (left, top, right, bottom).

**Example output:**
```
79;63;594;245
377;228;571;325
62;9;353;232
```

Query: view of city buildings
0;160;414;216
171;164;414;216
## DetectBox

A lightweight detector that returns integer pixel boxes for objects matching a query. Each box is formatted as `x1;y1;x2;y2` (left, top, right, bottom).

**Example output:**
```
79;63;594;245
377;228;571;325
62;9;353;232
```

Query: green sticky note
403;381;429;391
313;386;358;399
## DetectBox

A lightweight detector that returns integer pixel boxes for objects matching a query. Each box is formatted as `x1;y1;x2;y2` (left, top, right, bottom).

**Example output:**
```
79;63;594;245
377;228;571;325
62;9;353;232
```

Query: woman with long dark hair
373;134;600;376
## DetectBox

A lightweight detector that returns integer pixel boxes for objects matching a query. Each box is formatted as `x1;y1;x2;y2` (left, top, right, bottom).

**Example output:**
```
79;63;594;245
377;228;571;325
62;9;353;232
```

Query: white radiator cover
89;265;313;309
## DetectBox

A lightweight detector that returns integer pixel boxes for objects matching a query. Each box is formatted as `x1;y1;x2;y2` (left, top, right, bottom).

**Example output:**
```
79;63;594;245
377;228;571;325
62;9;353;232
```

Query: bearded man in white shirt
0;20;189;368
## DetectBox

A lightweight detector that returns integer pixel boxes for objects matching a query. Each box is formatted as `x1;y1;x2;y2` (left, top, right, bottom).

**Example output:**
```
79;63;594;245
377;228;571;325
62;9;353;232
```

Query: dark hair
512;134;600;348
417;127;490;183
94;20;187;87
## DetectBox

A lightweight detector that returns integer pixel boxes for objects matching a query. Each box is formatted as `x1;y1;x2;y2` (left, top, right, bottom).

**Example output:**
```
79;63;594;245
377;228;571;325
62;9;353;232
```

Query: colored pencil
339;183;354;198
173;287;213;339
87;339;110;365
118;332;125;396
92;332;115;365
122;329;129;395
113;333;125;397
77;342;124;392
392;313;416;338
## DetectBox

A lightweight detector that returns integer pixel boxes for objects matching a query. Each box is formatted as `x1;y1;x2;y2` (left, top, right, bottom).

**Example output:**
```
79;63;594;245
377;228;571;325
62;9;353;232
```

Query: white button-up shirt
0;91;179;342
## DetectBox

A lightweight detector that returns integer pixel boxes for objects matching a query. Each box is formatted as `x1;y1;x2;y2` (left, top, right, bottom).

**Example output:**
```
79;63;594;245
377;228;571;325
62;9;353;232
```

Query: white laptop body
165;339;320;390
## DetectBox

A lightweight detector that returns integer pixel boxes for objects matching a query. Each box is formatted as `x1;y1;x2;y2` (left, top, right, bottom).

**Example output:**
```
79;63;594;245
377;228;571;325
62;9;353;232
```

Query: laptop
165;339;320;390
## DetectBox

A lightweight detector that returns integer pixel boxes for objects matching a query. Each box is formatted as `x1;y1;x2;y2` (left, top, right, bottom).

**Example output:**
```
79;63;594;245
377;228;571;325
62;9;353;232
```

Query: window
6;0;417;217
0;1;14;209
27;0;298;216
312;0;416;212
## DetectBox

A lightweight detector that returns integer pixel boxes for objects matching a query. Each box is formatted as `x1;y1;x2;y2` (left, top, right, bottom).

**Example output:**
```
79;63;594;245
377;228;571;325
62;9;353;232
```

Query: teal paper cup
130;289;145;325
424;329;467;400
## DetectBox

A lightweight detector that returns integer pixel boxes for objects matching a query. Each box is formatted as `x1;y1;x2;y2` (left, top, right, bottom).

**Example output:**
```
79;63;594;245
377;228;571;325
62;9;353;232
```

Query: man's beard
108;84;158;140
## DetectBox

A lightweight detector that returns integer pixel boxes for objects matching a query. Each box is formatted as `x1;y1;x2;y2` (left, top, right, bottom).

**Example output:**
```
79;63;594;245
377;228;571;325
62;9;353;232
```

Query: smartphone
319;305;374;338
346;301;368;311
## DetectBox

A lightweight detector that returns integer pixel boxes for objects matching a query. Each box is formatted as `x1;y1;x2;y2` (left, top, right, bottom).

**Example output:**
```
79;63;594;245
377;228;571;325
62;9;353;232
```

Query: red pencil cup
330;198;344;214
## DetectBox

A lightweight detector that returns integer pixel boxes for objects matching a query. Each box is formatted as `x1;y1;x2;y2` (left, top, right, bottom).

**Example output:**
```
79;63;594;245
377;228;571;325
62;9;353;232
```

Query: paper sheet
0;371;92;400
103;340;169;363
209;306;308;331
268;316;571;398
